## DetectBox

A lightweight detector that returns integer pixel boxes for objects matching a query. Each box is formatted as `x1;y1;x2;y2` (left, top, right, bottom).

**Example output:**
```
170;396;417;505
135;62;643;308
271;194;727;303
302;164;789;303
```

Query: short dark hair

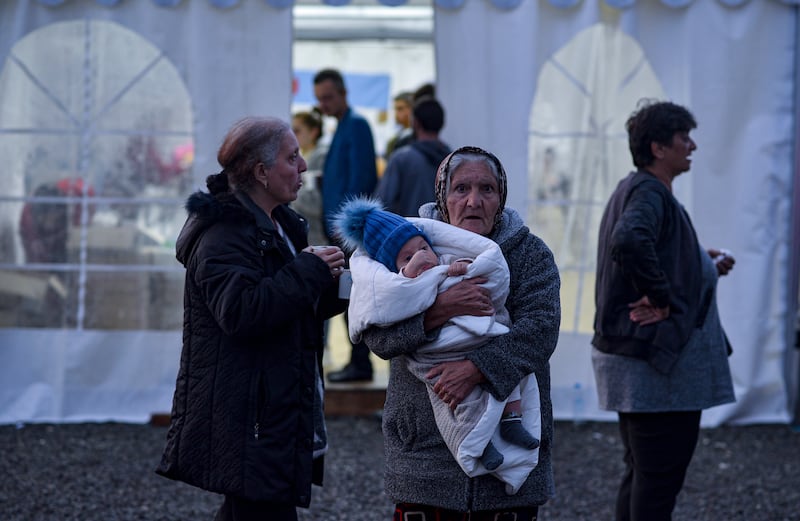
313;68;345;92
626;99;697;169
413;83;435;101
413;96;445;133
394;91;413;105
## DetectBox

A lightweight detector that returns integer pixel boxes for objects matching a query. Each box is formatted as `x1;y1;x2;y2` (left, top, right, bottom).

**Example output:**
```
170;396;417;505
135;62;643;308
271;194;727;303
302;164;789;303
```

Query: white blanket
348;218;540;494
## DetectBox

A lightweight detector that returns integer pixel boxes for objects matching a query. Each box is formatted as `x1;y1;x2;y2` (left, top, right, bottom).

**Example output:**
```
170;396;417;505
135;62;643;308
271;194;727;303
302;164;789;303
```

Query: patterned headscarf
434;145;508;229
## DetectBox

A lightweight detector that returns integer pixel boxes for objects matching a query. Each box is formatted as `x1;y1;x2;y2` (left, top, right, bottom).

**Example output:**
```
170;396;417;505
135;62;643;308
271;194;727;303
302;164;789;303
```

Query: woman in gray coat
363;146;561;520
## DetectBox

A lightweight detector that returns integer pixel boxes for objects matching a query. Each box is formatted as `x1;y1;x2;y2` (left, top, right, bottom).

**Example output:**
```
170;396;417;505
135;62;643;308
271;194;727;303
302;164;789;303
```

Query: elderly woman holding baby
362;145;561;520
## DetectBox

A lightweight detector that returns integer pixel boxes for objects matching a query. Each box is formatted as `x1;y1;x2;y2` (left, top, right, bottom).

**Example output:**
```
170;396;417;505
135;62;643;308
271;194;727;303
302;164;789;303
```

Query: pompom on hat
333;197;430;272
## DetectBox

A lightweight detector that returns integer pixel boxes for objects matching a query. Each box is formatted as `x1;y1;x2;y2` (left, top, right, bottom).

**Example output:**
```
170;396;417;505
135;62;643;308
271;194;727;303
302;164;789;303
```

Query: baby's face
396;235;438;278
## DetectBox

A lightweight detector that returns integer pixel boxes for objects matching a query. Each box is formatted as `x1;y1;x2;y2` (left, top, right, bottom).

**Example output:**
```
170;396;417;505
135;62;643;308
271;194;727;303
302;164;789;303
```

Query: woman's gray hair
443;152;500;198
217;117;291;193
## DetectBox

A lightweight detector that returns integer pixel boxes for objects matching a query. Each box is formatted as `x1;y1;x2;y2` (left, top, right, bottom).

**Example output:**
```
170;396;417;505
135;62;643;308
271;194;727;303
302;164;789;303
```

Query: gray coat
363;204;561;511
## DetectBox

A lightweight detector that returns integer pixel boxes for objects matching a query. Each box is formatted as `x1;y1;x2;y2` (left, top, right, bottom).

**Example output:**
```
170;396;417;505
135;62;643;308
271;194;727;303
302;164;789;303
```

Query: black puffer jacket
156;180;345;506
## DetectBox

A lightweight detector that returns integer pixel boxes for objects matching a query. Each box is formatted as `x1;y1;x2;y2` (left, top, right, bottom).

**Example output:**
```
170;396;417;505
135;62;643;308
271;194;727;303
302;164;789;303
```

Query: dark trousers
214;495;297;521
615;410;701;521
345;308;373;372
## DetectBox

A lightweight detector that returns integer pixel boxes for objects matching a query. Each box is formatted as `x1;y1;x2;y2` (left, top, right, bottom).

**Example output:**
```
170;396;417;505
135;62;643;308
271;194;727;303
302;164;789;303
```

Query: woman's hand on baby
423;277;493;331
427;359;485;410
303;245;345;278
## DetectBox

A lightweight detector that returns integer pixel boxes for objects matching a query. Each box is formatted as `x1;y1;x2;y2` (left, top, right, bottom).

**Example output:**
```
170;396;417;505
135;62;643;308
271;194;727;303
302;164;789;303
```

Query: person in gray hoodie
374;96;451;217
362;146;561;520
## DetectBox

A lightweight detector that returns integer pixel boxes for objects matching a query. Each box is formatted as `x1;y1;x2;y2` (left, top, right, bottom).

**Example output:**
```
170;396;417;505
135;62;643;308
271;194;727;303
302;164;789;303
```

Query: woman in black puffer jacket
156;117;347;521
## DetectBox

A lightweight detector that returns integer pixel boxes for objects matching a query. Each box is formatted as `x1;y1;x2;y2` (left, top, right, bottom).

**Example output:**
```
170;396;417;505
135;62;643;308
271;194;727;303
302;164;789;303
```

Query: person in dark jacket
592;100;736;521
156;116;348;521
363;146;561;520
374;96;451;217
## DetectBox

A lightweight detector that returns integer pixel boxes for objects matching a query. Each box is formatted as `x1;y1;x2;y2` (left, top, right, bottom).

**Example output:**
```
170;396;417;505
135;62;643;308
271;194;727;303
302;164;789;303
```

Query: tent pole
790;5;800;428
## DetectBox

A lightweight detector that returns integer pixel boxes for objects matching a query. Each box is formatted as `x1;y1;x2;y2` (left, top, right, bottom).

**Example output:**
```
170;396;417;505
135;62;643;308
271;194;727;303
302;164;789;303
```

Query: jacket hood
175;189;251;267
410;139;451;168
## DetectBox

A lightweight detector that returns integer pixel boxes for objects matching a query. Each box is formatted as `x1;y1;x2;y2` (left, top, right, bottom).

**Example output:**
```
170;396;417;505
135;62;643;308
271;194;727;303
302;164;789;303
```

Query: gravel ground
1;417;798;521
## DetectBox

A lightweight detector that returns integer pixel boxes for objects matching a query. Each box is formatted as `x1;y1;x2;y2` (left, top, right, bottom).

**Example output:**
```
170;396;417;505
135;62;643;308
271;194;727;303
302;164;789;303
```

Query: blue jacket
322;107;377;239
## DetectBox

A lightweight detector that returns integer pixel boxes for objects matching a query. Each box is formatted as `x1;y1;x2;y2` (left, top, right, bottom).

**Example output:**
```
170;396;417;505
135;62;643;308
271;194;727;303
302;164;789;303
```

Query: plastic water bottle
572;382;585;426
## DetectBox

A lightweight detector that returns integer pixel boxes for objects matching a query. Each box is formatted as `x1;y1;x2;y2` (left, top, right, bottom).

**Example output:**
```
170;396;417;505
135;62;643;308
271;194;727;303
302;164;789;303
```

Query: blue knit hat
333;197;429;272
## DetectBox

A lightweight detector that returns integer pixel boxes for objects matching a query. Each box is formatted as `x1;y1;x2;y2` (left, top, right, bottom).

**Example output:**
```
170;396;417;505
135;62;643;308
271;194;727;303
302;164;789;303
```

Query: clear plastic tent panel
527;23;666;335
0;19;193;331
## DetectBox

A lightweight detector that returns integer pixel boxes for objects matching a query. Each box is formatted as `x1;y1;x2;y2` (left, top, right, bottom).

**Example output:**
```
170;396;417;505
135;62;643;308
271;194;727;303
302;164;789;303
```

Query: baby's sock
480;441;504;470
500;416;540;450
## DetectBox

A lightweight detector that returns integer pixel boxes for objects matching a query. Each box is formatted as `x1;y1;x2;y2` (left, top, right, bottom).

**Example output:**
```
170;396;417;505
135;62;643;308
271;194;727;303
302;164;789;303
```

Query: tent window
527;23;667;334
0;20;193;331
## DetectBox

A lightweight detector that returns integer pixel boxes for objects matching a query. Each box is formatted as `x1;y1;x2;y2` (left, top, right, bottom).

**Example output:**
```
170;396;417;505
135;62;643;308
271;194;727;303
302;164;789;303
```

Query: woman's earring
260;163;269;191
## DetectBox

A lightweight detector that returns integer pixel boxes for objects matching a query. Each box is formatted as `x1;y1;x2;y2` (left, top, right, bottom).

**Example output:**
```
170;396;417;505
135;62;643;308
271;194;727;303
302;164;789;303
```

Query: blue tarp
293;70;390;111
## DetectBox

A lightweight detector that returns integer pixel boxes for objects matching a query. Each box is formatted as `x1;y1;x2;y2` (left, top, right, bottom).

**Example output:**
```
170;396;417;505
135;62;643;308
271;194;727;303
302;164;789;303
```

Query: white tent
0;0;797;426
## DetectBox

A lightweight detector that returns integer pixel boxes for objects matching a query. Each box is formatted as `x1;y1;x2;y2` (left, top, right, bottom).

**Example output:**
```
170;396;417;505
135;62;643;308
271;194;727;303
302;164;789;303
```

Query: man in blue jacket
314;68;378;382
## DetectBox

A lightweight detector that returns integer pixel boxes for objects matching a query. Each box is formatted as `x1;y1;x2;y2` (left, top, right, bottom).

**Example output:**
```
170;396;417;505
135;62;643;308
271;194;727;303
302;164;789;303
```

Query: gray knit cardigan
363;204;561;512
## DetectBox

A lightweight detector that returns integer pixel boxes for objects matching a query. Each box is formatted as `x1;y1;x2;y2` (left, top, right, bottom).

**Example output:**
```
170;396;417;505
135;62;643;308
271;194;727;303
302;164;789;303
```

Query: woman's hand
426;359;485;410
708;248;735;276
422;277;492;331
303;245;345;278
628;295;669;325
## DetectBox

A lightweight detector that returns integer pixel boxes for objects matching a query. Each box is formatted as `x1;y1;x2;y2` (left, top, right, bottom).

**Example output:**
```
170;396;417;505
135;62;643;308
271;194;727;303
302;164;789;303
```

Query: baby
393;230;539;470
335;198;538;472
396;234;470;279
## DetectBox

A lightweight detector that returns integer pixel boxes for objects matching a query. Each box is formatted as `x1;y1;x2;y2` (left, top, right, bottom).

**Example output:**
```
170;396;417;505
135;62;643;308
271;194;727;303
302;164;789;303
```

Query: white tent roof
27;0;800;8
